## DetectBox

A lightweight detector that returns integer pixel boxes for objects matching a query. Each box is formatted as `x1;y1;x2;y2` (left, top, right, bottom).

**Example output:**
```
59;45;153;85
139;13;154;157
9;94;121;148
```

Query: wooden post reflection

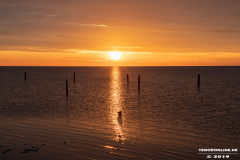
66;79;68;96
74;72;75;83
138;74;140;92
198;74;200;88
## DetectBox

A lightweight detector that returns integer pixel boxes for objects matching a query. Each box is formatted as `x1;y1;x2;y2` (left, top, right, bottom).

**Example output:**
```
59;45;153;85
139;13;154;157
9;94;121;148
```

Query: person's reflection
117;112;123;142
110;67;125;142
117;113;122;125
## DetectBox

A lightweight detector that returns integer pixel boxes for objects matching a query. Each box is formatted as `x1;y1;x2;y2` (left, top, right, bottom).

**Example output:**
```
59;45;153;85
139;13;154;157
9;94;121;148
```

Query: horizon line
1;66;240;67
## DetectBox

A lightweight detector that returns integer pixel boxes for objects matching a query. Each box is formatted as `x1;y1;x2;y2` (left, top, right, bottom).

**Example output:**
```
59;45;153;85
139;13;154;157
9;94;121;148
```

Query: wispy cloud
108;46;142;49
19;12;56;18
63;49;107;54
64;49;152;55
0;46;61;52
67;59;102;61
61;22;108;27
150;28;240;34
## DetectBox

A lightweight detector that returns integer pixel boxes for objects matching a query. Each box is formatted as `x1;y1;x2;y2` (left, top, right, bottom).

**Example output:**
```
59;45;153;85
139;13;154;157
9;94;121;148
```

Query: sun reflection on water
109;66;125;143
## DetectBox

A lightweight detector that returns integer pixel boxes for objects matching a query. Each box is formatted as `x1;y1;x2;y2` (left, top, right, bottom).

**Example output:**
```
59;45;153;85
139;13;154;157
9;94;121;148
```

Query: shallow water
0;66;239;159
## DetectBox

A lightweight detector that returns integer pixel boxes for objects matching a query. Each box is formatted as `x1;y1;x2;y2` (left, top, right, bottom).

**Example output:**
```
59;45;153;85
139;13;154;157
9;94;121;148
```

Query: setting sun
108;52;122;60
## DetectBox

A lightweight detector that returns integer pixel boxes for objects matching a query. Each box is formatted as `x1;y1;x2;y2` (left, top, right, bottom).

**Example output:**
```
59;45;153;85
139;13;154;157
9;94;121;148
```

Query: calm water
0;66;239;160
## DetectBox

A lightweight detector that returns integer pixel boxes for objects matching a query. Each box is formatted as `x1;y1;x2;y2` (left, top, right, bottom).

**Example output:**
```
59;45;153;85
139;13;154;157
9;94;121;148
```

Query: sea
0;66;239;160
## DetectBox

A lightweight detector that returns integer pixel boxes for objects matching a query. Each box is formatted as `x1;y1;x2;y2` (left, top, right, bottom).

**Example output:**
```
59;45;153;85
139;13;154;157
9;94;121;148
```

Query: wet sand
0;118;197;160
1;118;239;160
0;118;171;160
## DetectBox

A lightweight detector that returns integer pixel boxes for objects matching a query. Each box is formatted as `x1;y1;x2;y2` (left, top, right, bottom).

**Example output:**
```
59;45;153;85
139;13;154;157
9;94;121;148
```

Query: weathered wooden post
74;72;75;83
118;111;122;116
127;74;129;84
138;74;140;92
66;79;68;96
25;72;26;81
198;74;200;88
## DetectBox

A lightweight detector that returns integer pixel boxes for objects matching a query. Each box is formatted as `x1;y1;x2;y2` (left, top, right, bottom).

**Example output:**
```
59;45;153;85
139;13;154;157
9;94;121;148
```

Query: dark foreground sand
0;118;171;160
1;118;239;160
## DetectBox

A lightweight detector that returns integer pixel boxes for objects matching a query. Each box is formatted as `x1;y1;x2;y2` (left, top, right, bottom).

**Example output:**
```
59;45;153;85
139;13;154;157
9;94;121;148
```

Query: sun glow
108;52;122;60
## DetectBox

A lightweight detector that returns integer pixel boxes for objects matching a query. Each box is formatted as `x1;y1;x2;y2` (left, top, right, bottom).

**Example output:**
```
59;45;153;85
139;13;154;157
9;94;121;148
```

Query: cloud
63;49;106;54
0;46;60;52
19;12;56;18
1;0;240;57
108;46;142;49
67;59;102;61
150;28;240;34
60;22;108;27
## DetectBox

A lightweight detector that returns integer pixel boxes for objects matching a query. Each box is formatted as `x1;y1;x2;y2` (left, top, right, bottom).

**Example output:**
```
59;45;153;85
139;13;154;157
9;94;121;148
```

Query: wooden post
127;74;129;84
118;111;122;116
198;74;200;88
74;72;75;83
138;74;140;91
25;72;26;81
66;79;68;96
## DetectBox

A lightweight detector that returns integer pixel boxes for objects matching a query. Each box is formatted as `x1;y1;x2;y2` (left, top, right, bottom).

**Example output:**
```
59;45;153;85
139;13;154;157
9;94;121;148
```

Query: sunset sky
1;0;240;66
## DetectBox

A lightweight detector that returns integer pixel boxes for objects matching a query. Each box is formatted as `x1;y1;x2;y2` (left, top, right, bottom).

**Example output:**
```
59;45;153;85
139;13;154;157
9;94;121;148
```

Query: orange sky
1;0;240;66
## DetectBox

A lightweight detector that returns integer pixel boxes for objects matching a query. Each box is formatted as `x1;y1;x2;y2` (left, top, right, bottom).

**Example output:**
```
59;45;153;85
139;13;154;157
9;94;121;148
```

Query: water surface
0;66;239;159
